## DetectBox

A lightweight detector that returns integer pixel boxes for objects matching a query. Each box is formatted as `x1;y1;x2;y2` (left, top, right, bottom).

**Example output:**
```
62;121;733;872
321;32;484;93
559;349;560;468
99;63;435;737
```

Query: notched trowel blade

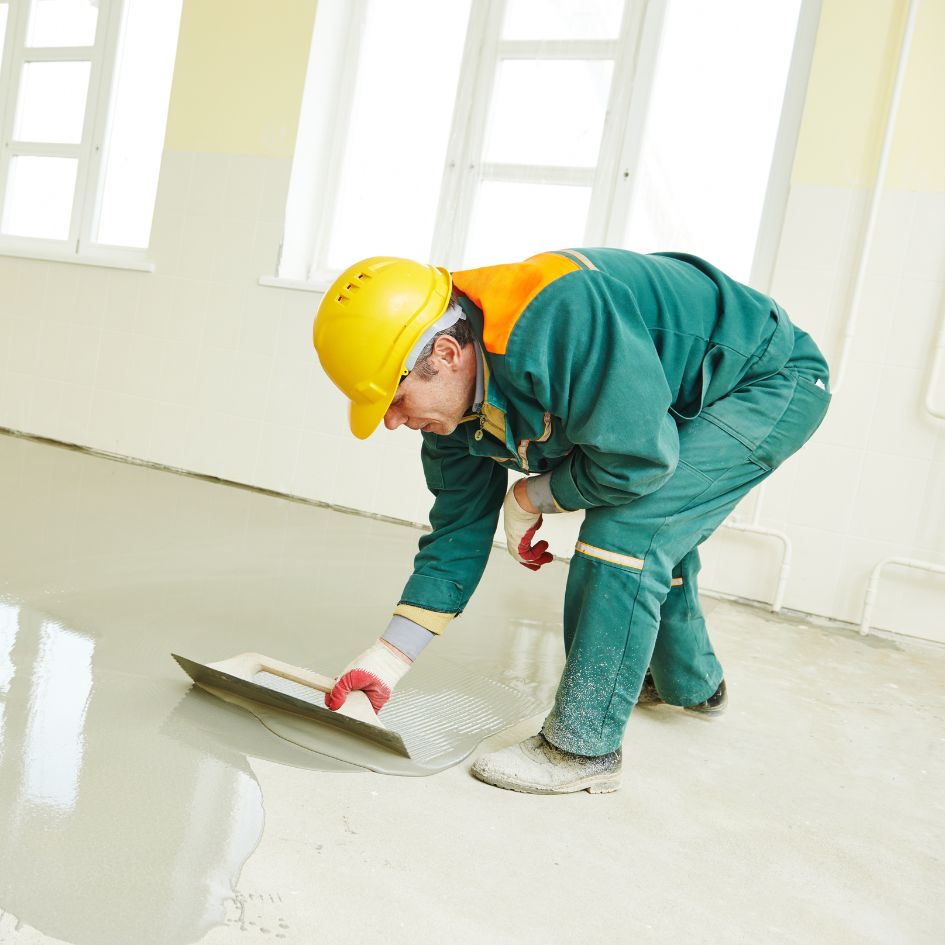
172;652;411;759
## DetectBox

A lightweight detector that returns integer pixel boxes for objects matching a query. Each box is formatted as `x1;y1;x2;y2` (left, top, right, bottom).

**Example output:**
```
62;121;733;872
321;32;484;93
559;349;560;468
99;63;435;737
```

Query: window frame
0;0;154;271
266;0;823;293
431;0;641;268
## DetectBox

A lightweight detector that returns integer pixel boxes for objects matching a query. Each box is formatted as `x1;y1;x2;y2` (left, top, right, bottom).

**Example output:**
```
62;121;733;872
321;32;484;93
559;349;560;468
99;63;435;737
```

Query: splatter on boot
470;733;621;795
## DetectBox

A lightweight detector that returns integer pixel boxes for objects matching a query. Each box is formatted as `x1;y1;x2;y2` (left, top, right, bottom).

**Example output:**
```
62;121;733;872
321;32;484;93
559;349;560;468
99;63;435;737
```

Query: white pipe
720;521;793;612
925;295;945;419
860;556;945;635
831;0;920;394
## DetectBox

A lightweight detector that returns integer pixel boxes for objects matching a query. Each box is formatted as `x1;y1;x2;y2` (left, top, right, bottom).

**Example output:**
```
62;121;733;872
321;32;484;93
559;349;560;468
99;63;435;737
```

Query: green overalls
394;248;830;756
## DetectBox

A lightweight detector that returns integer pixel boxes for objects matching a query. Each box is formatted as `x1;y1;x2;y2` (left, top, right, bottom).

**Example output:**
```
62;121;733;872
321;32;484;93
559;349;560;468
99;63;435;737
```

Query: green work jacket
393;248;805;634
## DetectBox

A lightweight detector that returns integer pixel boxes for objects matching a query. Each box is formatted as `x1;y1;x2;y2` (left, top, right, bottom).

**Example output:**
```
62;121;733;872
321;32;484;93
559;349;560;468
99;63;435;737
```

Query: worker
312;248;830;795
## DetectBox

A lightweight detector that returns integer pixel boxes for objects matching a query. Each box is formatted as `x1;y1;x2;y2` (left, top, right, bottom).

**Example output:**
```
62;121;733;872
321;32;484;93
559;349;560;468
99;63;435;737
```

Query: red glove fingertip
325;683;347;711
522;540;549;561
327;669;391;714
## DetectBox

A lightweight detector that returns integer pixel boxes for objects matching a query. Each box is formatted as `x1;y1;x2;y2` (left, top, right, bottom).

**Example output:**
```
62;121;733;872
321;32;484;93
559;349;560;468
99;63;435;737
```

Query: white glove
325;639;412;713
502;483;554;571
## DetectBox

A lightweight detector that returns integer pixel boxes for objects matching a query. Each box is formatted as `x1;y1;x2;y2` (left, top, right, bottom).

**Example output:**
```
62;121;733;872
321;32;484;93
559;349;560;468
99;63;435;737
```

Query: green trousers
543;351;831;756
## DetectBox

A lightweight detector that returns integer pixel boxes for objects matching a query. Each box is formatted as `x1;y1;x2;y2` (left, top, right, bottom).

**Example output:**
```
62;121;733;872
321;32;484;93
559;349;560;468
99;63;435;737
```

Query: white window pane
27;0;98;47
95;0;183;247
0;5;9;72
623;0;801;281
325;0;470;269
502;0;625;39
484;60;613;167
15;61;90;143
464;181;591;267
2;155;77;239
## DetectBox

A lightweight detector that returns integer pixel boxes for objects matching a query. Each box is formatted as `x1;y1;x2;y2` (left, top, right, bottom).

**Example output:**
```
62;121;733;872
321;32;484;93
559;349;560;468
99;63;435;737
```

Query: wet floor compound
0;431;943;945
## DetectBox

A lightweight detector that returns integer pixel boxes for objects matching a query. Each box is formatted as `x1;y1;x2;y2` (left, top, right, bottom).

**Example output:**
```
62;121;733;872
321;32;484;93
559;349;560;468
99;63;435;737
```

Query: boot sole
470;767;621;796
683;703;727;717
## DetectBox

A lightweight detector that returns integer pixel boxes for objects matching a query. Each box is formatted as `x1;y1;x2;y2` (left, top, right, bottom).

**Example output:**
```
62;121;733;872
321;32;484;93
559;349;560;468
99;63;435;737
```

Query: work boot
636;670;663;706
684;679;727;716
470;734;621;795
638;674;727;714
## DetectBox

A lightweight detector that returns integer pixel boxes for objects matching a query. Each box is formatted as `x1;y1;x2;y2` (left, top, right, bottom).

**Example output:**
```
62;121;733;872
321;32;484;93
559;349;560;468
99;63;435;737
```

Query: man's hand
502;481;554;571
325;639;412;714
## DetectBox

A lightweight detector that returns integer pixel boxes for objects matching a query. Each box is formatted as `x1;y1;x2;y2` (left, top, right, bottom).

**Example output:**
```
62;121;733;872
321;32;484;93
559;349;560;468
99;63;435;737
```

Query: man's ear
432;335;463;368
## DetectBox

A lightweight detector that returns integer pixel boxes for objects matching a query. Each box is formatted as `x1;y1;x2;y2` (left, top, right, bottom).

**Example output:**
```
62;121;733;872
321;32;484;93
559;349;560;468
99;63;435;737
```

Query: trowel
172;651;411;758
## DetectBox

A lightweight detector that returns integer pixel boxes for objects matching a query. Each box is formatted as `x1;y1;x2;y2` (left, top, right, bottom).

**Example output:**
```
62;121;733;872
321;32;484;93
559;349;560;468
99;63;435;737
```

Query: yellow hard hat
313;256;453;439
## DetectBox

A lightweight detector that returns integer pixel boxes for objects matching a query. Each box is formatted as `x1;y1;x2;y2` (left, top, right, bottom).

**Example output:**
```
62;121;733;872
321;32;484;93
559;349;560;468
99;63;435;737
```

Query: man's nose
384;406;404;430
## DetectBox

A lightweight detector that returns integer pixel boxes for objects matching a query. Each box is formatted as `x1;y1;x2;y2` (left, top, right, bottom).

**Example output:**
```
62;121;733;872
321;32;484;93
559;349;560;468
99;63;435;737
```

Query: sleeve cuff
392;603;455;634
397;573;465;628
525;472;568;514
382;615;436;660
548;461;584;512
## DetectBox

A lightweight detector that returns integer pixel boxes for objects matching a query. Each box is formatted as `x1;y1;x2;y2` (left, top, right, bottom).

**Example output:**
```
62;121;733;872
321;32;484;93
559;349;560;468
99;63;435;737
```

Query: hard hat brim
349;399;388;440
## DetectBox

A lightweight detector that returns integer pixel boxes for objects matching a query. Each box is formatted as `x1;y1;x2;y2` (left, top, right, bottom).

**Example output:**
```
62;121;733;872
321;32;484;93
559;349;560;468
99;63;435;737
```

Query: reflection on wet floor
0;431;566;944
0;599;266;945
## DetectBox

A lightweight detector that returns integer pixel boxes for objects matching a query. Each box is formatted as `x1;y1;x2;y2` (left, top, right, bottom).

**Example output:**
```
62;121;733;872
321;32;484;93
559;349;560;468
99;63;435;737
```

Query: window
277;0;818;289
0;0;182;269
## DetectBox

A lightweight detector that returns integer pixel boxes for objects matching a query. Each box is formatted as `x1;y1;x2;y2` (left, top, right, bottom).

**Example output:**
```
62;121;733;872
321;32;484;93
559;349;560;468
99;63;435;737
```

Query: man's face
383;374;468;436
383;336;475;436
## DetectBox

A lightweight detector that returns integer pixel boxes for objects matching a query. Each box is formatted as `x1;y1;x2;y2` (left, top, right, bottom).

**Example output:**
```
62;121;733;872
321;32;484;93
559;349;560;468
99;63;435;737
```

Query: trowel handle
205;651;382;726
209;652;334;692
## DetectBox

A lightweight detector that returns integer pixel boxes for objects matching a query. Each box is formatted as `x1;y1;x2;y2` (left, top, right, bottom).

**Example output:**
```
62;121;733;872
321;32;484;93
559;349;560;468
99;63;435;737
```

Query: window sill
0;242;155;273
258;275;332;294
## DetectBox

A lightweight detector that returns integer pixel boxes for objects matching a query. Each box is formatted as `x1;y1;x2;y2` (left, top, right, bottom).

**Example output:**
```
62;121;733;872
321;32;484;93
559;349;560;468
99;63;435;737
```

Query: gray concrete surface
0;431;942;945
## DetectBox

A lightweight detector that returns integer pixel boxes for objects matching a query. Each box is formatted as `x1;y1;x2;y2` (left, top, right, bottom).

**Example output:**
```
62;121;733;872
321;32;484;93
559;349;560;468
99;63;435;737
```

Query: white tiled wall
699;184;945;643
1;161;944;642
0;150;435;528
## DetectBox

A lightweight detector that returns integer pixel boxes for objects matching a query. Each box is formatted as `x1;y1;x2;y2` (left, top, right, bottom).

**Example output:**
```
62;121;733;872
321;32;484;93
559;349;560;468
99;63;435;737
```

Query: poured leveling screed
174;650;544;776
0;431;566;945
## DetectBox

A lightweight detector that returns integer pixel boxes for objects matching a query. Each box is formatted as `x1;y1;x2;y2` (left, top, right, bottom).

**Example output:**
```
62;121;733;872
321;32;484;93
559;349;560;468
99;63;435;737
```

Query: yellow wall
164;0;318;157
888;0;945;189
793;0;945;190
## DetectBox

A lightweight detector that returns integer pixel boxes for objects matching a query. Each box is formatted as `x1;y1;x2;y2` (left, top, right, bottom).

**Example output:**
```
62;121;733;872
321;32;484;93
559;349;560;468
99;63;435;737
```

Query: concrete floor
0;431;943;945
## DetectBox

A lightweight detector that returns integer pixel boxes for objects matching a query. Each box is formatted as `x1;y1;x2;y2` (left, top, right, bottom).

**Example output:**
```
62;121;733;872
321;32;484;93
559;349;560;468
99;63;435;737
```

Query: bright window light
283;0;812;288
501;0;624;40
465;181;592;268
2;155;78;239
0;5;9;71
95;0;183;247
623;0;802;280
0;602;18;764
14;60;91;144
0;0;183;259
26;0;98;47
22;622;94;812
483;60;613;168
322;0;470;271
